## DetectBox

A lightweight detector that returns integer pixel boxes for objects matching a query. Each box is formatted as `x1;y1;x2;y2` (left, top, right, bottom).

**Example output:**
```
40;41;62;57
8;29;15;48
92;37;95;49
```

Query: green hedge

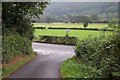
2;34;32;63
75;33;120;78
34;35;78;45
48;27;113;31
34;27;46;29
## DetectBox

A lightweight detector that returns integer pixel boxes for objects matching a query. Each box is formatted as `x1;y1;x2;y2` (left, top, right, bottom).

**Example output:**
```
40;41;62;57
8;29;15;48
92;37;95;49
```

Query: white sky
1;0;120;2
51;0;120;2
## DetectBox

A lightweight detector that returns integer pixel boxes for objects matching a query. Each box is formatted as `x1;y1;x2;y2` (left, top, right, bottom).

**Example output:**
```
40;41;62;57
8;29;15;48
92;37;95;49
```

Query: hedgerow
2;34;32;63
75;33;120;78
34;35;78;45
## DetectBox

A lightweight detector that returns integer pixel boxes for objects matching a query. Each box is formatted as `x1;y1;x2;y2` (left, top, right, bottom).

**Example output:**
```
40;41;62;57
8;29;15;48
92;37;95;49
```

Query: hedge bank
2;34;32;63
34;35;78;45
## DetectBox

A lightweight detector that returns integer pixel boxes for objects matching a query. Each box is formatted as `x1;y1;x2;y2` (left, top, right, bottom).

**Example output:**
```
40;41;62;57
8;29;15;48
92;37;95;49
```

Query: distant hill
33;2;118;23
43;2;118;16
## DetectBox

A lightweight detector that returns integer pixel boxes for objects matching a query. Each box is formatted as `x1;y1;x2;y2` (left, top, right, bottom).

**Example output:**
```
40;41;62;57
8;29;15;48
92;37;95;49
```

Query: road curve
9;42;75;78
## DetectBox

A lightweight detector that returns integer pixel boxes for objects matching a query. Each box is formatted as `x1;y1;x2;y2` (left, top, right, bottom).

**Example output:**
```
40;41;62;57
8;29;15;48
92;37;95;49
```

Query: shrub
34;35;78;45
83;21;88;28
2;34;32;63
75;33;120;78
75;37;102;58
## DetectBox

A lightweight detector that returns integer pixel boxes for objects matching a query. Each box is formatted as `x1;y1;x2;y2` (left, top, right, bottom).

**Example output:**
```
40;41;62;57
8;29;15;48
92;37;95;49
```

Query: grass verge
2;53;36;78
60;57;120;78
60;56;100;78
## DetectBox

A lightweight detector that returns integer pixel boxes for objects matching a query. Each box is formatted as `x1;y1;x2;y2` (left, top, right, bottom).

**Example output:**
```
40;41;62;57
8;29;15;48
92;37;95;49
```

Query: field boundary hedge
34;35;78;45
34;27;46;29
34;27;113;31
48;27;113;31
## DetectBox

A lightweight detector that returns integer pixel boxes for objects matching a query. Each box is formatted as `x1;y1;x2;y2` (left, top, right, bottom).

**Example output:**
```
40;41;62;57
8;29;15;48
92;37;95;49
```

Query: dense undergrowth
2;33;32;63
75;33;120;78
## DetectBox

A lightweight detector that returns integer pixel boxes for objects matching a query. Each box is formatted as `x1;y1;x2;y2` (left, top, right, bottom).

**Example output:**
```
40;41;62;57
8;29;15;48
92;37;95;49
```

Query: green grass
33;23;112;40
60;57;99;78
33;23;108;29
60;57;80;78
2;53;36;78
34;29;112;40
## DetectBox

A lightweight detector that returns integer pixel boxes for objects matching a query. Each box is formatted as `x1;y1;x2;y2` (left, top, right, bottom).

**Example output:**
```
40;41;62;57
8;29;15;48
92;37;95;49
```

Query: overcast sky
1;0;119;2
51;0;120;2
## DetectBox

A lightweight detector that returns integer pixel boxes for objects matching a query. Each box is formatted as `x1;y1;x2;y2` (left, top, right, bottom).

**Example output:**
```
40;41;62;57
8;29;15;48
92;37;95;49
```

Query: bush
2;34;32;63
75;37;103;58
34;35;78;45
75;34;120;78
83;21;88;28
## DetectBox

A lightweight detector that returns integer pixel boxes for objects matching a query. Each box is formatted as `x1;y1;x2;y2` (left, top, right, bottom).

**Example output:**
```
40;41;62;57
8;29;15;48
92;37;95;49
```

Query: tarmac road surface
9;42;75;78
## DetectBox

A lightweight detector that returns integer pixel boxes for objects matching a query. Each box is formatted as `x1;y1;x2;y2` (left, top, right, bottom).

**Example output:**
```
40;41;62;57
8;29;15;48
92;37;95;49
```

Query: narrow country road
9;42;75;78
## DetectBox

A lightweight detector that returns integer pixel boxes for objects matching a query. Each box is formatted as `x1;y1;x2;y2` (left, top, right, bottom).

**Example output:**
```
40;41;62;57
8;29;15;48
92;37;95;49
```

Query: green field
34;29;111;40
33;23;111;40
33;23;108;28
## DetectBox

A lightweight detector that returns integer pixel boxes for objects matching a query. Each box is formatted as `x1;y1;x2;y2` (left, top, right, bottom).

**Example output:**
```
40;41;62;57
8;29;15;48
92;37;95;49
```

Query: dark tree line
33;14;111;23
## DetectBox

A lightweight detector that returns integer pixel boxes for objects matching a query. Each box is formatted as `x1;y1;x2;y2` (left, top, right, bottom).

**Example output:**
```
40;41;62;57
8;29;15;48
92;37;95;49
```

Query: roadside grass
60;57;99;78
34;29;112;40
2;53;36;78
60;57;80;78
33;23;107;29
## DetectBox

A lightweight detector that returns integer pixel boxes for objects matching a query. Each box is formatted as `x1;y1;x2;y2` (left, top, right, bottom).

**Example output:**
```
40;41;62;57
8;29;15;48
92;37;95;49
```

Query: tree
2;2;48;63
2;2;48;40
83;21;89;28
